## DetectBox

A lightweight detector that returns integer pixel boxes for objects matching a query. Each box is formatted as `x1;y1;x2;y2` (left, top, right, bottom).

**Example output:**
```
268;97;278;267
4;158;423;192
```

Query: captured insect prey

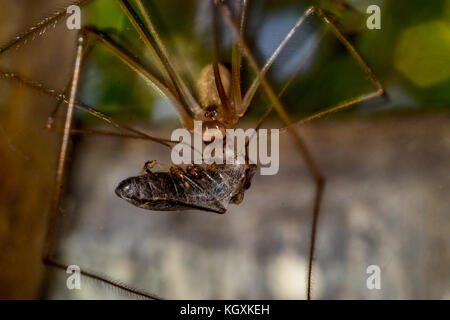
115;161;257;214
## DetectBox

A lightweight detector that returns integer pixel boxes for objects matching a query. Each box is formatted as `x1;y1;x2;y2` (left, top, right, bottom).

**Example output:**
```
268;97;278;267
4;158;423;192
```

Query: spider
0;0;384;299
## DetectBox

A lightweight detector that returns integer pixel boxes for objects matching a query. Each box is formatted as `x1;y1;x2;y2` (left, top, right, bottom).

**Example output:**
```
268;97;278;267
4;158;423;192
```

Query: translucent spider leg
216;1;384;299
255;29;329;130
43;32;175;144
43;36;84;263
45;34;97;131
0;17;185;298
239;5;313;116
0;16;173;146
0;68;174;146
230;4;385;128
217;1;324;300
211;1;232;113
81;26;195;127
41;31;162;300
0;0;196;130
279;7;385;129
119;0;203;119
46;81;71;130
230;0;248;111
253;38;331;294
44;259;161;299
0;0;93;55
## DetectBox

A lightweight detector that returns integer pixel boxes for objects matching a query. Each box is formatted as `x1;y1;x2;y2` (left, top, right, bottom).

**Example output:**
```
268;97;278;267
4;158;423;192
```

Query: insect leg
42;31;160;300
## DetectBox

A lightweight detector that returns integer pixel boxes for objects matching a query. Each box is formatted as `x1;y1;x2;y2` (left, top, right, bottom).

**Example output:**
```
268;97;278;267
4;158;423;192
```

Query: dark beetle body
115;163;257;214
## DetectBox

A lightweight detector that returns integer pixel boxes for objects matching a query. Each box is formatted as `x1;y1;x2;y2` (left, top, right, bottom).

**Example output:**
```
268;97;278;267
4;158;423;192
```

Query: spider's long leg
44;258;160;299
0;0;90;128
46;36;97;130
42;32;160;300
0;0;195;127
253;29;329;299
81;26;195;128
211;2;232;112
0;0;93;55
230;0;248;112
119;0;203;118
43;34;83;262
281;7;384;129
217;2;324;300
287;129;325;301
46;81;70;130
239;5;384;127
46;127;158;140
217;2;384;300
0;69;173;147
210;0;248;116
238;6;312;116
255;29;329;130
0;0;175;141
0;21;197;139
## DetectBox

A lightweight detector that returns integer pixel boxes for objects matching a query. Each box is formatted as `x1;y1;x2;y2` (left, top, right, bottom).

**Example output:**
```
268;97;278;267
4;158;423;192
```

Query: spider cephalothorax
196;63;239;141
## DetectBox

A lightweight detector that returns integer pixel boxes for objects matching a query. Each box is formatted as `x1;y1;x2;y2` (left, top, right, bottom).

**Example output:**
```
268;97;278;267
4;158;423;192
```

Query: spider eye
204;105;219;119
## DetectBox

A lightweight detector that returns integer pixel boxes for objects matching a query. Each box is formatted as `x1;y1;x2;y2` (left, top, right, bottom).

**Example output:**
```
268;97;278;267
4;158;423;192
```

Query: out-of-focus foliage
358;0;450;107
79;0;450;123
395;21;450;88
